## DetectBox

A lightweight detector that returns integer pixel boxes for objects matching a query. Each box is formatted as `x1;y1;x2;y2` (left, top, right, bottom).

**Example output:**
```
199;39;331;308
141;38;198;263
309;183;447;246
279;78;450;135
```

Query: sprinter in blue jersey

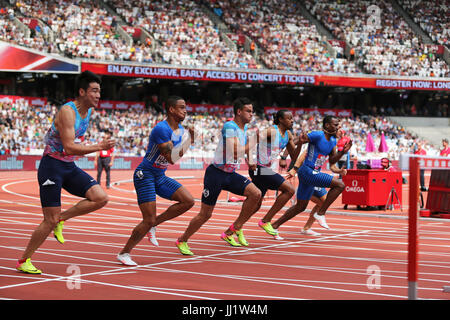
251;110;302;238
17;71;116;274
271;115;352;233
117;96;195;266
175;97;261;255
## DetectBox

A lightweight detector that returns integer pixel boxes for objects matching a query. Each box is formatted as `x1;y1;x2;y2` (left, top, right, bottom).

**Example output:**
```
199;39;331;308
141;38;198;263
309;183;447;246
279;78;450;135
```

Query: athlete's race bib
152;154;169;169
314;154;327;170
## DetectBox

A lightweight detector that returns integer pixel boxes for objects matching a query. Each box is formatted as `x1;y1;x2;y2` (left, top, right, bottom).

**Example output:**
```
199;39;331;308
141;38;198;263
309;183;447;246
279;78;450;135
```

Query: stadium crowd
303;0;449;77
105;0;259;69
205;0;360;74
398;0;449;47
1;0;447;77
0;98;444;163
7;0;154;62
0;6;59;54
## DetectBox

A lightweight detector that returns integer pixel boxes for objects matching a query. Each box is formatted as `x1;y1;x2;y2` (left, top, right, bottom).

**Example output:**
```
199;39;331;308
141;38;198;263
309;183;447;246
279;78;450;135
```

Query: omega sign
345;179;365;193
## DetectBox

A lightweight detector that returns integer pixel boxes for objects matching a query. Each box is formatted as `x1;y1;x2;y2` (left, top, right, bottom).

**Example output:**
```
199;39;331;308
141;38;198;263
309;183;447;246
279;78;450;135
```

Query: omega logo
345;179;365;193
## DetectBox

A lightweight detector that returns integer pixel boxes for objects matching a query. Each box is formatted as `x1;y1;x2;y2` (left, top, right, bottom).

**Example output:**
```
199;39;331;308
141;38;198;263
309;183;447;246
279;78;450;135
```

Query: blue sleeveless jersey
43;101;92;162
257;124;289;167
213;120;247;173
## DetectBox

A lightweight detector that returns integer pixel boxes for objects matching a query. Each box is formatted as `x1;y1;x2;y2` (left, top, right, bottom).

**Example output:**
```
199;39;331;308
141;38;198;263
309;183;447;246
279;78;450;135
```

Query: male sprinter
175;97;261;255
271;115;352;233
17;71;115;274
117;96;195;266
252;110;302;238
284;148;348;237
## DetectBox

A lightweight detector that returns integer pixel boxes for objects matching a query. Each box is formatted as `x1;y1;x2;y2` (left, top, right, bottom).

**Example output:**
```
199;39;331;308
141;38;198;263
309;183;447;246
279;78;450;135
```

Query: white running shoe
313;213;330;230
273;229;284;240
117;253;137;266
147;227;159;246
301;228;321;236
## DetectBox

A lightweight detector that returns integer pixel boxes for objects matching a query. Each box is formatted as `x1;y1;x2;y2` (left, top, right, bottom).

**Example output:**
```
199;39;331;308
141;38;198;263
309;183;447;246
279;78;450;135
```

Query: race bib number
314;154;327;170
153;154;169;169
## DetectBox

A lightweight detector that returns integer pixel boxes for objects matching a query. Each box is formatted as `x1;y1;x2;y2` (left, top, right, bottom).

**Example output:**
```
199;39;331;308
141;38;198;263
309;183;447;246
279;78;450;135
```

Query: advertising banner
264;107;352;117
82;61;450;91
0;41;80;73
0;95;47;106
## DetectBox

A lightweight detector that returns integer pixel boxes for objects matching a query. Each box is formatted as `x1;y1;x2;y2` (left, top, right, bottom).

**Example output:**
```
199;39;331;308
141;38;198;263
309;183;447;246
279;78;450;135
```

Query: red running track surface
0;170;449;300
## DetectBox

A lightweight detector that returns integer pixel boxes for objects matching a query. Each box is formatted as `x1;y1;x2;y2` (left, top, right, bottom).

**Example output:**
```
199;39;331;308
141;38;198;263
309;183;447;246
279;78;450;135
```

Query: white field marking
257;245;450;269
0;266;217;300
206;252;450;283
2;245;448;292
0;196;421;237
129;284;301;300
3;182;450;296
2;210;450;264
2;205;450;263
5;179;450;225
226;273;444;292
299;236;450;254
0;205;403;248
0;264;294;300
3;190;449;241
0;230;372;291
205;255;450;280
0;213;275;251
1;230;448;298
98;271;137;276
140;266;407;299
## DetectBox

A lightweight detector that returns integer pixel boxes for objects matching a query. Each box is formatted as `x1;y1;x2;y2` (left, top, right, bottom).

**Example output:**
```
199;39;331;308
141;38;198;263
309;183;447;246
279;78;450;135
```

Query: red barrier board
81;61;450;91
342;169;402;207
426;169;450;213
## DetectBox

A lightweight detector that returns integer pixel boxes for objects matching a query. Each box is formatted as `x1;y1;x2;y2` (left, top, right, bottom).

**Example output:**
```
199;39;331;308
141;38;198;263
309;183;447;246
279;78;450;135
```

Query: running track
0;170;449;300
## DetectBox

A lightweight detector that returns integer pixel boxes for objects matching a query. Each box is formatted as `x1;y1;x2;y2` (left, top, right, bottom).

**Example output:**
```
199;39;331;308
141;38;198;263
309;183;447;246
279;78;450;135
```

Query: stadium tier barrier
0;155;402;172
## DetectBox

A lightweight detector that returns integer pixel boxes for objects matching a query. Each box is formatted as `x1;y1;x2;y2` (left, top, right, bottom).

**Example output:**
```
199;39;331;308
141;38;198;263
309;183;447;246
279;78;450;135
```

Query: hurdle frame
400;154;450;300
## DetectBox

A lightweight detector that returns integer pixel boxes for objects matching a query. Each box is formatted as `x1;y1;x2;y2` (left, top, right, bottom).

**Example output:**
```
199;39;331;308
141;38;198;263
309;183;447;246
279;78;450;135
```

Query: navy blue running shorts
296;165;333;201
249;165;285;198
133;164;182;204
38;155;98;207
201;164;252;206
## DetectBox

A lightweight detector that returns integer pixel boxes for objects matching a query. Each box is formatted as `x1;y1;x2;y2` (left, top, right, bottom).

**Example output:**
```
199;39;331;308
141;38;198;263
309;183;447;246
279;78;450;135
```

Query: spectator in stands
304;0;449;77
413;140;427;191
0;94;443;163
440;138;450;157
106;0;259;69
205;0;359;73
147;94;163;113
398;0;449;47
95;130;115;189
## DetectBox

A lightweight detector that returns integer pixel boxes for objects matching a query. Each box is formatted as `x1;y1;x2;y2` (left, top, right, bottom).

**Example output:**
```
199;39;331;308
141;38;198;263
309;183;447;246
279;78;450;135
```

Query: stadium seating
105;0;259;68
303;0;449;77
0;98;443;160
1;0;448;76
203;0;360;73
397;0;448;47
